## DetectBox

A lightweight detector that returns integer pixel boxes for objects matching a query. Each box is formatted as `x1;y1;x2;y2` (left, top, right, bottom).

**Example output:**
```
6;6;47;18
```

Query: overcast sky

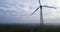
0;0;60;24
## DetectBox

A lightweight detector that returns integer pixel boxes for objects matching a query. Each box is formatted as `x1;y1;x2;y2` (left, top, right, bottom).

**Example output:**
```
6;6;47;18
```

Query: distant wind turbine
31;0;56;32
31;0;56;25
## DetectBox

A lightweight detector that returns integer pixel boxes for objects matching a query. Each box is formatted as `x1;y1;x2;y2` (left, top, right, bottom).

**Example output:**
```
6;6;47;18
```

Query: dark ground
0;24;60;32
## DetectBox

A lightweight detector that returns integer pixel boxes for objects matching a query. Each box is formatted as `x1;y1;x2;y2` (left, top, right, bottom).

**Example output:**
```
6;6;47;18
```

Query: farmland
0;24;60;32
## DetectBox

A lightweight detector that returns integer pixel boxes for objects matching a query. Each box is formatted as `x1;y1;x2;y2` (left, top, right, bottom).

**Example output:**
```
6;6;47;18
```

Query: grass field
0;24;60;32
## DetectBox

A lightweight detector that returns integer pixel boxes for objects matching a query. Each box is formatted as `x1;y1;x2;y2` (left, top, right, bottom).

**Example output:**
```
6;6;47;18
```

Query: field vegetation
0;24;60;32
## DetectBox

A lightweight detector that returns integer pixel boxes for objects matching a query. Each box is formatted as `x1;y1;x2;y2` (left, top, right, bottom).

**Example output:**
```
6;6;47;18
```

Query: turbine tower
31;0;56;32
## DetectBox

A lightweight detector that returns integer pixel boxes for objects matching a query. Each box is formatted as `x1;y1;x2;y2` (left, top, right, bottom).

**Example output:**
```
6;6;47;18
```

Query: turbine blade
43;6;56;9
31;7;39;15
39;0;41;4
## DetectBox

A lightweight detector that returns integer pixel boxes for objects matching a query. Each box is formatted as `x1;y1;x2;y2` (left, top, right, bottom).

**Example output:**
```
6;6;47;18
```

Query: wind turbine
31;0;56;32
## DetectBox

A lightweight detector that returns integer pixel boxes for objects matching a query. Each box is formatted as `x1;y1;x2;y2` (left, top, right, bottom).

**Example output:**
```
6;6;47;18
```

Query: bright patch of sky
0;0;60;24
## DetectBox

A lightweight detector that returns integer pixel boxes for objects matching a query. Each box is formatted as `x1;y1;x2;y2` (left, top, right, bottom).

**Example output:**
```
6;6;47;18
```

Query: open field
0;24;60;32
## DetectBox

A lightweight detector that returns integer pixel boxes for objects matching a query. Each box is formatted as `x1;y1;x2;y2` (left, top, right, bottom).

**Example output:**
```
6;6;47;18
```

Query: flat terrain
0;24;60;32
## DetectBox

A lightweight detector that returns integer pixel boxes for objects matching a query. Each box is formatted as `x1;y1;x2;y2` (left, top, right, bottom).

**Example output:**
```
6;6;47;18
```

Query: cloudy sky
0;0;60;24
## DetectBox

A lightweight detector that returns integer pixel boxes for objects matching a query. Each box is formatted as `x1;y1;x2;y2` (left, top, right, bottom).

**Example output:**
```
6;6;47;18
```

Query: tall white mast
39;0;43;25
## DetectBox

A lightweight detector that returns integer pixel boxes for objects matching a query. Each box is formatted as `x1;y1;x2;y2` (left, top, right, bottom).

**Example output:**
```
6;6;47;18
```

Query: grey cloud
44;18;60;24
0;0;59;24
0;0;40;23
